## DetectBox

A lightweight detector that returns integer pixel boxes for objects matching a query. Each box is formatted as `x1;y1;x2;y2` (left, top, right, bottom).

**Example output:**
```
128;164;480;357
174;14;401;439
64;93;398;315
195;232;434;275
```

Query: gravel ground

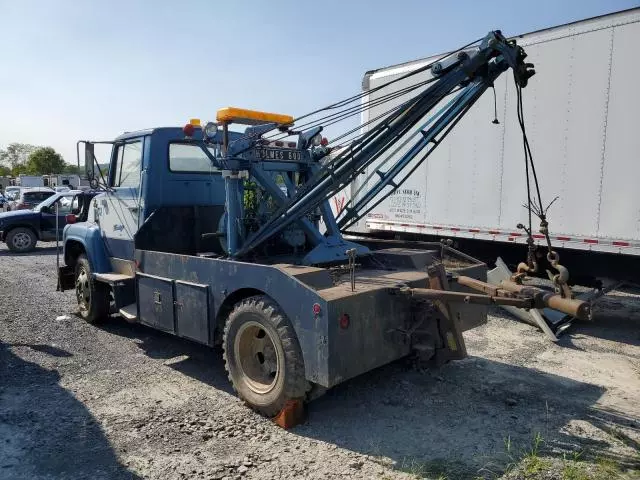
1;243;639;479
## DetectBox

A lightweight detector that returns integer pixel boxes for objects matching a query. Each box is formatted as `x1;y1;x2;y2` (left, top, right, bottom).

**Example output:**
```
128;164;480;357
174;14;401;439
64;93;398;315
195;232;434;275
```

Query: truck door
99;139;143;260
40;194;76;241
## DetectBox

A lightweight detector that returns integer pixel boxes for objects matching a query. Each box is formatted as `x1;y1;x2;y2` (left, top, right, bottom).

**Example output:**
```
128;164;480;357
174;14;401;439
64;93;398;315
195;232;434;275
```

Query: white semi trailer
343;8;640;265
17;175;44;188
43;174;81;189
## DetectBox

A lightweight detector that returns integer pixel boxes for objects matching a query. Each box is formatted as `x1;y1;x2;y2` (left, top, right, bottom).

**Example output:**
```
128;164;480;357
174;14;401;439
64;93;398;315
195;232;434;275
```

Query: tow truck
58;31;589;418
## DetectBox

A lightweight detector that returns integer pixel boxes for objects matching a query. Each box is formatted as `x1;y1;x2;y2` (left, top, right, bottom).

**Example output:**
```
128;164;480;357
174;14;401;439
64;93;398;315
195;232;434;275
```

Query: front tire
6;227;37;253
223;295;309;417
75;254;110;324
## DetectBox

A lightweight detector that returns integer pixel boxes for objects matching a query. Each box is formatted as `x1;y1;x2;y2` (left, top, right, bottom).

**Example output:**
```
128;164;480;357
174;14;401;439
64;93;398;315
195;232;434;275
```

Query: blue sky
1;0;637;164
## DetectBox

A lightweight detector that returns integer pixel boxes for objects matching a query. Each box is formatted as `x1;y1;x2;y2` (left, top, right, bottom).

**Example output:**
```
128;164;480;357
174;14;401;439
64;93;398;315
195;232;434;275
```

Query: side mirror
84;142;95;181
41;206;50;214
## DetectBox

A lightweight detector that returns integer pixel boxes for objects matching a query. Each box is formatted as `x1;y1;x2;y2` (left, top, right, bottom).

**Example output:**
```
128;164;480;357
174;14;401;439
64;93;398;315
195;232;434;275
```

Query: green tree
12;163;29;176
0;143;38;172
26;147;66;175
62;163;82;174
0;165;10;176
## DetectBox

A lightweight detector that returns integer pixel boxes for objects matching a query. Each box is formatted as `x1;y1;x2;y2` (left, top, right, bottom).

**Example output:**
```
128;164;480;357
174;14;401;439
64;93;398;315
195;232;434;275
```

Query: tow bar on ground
487;257;619;341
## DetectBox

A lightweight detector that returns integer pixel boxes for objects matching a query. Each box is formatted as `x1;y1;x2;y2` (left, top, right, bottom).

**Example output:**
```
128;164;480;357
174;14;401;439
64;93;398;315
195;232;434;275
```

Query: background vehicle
0;190;89;252
17;175;44;188
44;174;81;190
343;8;640;279
8;187;55;211
3;188;20;212
5;186;21;199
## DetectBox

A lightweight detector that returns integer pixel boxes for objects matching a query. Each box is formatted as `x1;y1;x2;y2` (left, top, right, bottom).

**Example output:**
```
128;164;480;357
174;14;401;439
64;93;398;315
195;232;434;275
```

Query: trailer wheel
6;227;37;253
223;295;309;417
75;254;109;324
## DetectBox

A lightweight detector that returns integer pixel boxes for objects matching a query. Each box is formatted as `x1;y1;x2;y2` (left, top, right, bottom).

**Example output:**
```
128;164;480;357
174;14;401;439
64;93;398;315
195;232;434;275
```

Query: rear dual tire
223;295;309;417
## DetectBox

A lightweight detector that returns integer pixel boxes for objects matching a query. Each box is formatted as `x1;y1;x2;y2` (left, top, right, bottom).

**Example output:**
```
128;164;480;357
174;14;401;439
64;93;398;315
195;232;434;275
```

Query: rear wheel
75;254;110;324
223;295;309;417
6;227;37;253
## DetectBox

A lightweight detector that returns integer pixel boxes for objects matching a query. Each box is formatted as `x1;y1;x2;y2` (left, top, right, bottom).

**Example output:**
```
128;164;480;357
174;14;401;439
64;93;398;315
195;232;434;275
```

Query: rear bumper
319;262;488;388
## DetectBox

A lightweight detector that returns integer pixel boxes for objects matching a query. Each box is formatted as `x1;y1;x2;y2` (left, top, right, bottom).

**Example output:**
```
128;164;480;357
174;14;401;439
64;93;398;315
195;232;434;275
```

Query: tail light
183;118;201;137
16;203;26;210
65;214;77;224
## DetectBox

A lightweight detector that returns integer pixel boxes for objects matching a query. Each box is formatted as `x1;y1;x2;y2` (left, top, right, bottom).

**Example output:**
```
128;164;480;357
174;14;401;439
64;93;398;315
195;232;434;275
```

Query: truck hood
0;209;37;222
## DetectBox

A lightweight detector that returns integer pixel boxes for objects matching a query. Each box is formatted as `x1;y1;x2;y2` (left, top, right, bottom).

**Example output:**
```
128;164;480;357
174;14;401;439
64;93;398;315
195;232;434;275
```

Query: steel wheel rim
235;320;280;395
76;267;91;313
12;232;32;250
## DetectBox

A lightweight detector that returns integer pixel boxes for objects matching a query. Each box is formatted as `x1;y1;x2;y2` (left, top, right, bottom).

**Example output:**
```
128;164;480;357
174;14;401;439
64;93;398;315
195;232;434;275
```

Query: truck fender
63;223;111;273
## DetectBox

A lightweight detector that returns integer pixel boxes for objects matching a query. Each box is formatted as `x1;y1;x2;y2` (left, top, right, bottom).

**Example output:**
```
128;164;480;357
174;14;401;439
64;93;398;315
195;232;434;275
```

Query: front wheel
75;254;110;324
223;295;309;417
6;227;37;253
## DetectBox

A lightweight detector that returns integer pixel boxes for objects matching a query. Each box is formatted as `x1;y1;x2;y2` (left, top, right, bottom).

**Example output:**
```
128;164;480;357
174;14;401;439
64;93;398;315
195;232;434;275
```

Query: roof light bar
216;107;294;126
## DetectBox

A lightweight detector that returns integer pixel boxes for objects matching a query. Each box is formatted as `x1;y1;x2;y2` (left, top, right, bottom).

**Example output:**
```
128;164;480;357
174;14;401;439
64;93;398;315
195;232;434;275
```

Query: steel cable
227;37;484;148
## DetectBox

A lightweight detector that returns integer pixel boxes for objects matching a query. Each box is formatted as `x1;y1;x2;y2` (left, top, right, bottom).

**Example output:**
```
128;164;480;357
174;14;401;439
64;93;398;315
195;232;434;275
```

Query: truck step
119;303;138;322
94;272;134;286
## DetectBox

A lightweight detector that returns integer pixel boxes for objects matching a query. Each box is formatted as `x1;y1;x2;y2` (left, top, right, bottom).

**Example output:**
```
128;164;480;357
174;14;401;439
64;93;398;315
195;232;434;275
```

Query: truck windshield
33;194;72;212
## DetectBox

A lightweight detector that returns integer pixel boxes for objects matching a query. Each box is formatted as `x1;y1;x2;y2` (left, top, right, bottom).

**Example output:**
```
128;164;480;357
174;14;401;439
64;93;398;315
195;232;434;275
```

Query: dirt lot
1;244;639;480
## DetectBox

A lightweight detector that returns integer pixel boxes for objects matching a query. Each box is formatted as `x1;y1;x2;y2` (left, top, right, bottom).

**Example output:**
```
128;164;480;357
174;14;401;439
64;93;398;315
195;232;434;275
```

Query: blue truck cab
63;127;227;273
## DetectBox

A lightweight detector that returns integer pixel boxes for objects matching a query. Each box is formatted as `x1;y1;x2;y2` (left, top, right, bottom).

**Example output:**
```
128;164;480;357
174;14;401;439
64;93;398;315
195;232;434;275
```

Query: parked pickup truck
0;190;96;252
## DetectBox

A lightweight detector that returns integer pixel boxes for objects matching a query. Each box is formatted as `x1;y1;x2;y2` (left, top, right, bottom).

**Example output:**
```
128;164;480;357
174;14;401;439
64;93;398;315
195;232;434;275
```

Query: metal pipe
498;280;591;320
456;275;500;296
222;123;229;155
224;172;241;255
55;200;60;291
457;275;591;321
410;288;532;308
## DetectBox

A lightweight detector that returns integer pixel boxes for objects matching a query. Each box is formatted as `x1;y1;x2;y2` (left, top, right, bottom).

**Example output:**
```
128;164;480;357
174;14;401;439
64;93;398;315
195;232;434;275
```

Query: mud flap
57;265;75;292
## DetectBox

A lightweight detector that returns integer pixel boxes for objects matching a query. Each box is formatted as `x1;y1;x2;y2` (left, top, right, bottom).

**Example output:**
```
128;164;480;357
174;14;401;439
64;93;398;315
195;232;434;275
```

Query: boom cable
227;37;484;148
516;81;555;262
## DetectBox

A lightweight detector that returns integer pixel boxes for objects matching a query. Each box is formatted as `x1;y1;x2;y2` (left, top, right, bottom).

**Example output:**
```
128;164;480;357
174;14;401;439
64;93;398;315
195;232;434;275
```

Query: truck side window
169;143;220;173
113;141;142;187
55;196;75;215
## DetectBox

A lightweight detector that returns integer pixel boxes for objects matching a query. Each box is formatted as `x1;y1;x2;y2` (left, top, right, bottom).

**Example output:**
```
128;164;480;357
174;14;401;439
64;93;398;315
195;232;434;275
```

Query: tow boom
221;31;534;260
